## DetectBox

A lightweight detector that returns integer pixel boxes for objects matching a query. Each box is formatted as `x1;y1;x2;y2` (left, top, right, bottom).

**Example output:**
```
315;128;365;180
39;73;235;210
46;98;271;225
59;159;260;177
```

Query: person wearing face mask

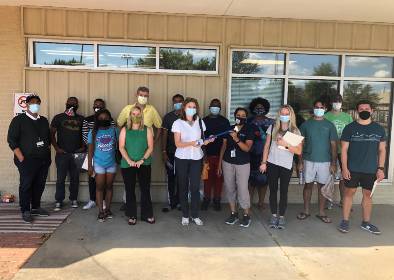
82;99;115;210
161;93;185;212
248;98;275;210
8;95;51;223
171;98;214;226
338;100;386;235
87;109;118;222
297;100;338;224
324;94;353;207
260;105;302;229
51;96;85;211
120;106;155;225
201;98;230;211
218;108;254;228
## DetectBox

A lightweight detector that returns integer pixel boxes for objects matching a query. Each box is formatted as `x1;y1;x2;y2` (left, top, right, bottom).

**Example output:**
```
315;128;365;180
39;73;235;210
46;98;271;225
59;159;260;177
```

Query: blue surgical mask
314;108;325;117
210;106;220;115
279;115;290;123
174;103;182;110
29;104;40;114
185;108;196;117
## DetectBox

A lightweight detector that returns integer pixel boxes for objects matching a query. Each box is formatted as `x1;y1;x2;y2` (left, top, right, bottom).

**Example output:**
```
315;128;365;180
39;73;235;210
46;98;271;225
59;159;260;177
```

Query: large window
30;39;219;74
229;50;394;179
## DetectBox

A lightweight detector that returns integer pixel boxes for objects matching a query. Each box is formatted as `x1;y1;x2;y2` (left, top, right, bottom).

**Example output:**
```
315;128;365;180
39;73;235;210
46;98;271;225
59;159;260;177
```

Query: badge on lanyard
36;141;44;148
231;149;236;158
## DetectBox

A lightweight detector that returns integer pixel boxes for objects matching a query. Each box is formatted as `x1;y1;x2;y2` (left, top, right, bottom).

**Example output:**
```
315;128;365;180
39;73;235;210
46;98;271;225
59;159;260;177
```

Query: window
232;51;285;75
33;42;94;67
345;56;393;78
289;54;340;76
98;45;156;69
29;39;219;74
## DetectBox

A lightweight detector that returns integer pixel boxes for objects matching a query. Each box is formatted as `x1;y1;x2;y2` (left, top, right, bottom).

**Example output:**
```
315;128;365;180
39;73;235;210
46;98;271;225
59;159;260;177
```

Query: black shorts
344;172;376;190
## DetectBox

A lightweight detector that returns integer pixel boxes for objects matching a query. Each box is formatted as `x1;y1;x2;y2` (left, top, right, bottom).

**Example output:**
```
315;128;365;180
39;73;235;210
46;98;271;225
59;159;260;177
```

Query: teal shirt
300;119;338;162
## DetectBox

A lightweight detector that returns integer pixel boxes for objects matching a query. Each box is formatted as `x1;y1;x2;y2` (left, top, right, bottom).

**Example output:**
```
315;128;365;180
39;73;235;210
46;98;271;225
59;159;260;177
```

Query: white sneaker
181;217;189;226
103;200;106;210
71;200;79;208
83;200;96;210
192;217;204;226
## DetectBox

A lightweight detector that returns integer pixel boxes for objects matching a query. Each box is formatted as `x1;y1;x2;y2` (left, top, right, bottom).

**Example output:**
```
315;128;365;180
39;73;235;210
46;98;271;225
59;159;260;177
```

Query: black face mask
235;117;247;125
253;107;266;116
359;111;371;120
66;104;78;111
97;119;111;127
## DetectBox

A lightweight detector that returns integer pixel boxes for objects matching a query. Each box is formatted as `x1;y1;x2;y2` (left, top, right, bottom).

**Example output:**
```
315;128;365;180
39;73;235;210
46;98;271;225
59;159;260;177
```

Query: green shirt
120;126;152;168
300;119;338;163
324;111;353;154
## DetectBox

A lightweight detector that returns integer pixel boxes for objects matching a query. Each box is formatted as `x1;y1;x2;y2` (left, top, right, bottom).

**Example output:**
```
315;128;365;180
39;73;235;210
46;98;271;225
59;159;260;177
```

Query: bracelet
261;161;267;164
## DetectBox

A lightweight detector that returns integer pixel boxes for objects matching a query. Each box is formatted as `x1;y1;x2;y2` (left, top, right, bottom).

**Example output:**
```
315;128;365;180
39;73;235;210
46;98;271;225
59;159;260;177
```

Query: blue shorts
94;164;117;174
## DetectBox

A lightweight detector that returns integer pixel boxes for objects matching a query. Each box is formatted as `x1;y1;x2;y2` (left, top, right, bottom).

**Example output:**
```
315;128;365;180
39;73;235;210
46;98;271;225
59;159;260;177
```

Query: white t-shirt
171;117;206;160
267;124;298;170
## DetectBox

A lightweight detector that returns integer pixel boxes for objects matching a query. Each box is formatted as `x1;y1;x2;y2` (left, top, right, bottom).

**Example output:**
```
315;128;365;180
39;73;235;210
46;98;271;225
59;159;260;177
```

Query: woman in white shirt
260;105;302;229
172;97;214;226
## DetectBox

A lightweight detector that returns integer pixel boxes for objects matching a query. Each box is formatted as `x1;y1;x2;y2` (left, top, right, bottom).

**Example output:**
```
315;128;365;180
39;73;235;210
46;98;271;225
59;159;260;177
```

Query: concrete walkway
13;204;394;280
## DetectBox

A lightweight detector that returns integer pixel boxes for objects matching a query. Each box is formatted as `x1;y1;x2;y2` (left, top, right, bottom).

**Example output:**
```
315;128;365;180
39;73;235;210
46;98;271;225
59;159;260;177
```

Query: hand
330;163;337;174
230;132;239;142
297;161;304;172
56;148;66;154
88;166;93;177
203;136;216;145
217;165;222;177
276;138;288;147
376;169;385;182
342;168;351;180
127;159;136;167
259;163;267;173
162;152;169;164
17;155;24;163
135;160;144;168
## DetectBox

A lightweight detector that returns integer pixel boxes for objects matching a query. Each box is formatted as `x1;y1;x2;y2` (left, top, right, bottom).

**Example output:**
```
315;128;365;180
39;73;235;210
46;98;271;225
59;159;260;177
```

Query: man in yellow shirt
117;86;162;141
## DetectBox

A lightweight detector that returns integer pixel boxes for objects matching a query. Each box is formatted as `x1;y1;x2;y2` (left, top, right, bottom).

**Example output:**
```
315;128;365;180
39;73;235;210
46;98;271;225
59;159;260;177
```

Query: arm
376;141;386;182
161;128;169;163
259;134;272;173
341;141;350;180
230;131;253;152
174;132;197;148
217;138;227;176
87;143;94;177
7;118;24;162
50;126;65;154
136;127;154;168
117;106;129;127
330;140;338;173
118;127;135;167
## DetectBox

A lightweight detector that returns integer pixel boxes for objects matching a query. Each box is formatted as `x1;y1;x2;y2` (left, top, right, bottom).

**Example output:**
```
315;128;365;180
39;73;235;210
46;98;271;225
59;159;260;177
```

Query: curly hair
249;97;270;114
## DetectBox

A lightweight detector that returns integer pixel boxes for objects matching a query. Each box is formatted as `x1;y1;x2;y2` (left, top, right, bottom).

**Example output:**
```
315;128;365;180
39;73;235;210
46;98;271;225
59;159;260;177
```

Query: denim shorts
94;164;117;174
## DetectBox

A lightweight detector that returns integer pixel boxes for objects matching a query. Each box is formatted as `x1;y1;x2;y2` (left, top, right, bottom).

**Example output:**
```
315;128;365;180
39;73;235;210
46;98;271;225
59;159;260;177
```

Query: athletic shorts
304;160;330;185
94;164;117;175
344;172;376;190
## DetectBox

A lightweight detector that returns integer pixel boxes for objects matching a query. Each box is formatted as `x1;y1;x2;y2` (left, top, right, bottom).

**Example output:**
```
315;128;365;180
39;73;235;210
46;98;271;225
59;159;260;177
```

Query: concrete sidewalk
13;203;394;280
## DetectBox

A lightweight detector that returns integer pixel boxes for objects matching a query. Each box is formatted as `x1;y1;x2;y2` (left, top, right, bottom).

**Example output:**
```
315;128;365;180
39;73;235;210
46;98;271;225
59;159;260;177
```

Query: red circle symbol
18;96;27;109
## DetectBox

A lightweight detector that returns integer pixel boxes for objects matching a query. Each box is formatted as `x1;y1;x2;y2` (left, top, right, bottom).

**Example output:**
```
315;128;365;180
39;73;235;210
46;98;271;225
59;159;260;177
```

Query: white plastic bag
321;175;335;202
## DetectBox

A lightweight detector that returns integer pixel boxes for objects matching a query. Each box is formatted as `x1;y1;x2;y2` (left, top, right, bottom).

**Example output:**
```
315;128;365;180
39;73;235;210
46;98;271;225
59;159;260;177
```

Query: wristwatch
377;167;385;171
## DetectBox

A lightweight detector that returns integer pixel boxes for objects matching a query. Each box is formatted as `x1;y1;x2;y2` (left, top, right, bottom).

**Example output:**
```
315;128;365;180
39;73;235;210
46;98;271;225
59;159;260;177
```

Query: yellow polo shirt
117;103;162;128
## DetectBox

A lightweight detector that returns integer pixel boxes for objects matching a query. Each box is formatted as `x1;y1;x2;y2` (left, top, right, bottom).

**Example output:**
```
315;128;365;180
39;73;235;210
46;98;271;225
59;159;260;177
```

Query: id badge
36;141;44;148
230;149;236;158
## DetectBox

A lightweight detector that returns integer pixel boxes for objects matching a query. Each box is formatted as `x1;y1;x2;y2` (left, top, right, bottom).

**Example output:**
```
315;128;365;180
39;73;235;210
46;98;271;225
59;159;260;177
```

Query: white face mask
332;102;342;111
137;96;148;105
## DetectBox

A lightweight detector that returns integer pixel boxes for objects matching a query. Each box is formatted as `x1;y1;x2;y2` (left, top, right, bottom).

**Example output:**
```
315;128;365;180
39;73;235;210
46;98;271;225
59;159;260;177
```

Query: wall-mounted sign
14;93;32;116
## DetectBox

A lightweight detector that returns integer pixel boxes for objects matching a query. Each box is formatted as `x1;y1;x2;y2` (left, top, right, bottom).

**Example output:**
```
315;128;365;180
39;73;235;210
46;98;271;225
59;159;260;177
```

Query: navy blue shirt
203;115;231;156
223;124;254;165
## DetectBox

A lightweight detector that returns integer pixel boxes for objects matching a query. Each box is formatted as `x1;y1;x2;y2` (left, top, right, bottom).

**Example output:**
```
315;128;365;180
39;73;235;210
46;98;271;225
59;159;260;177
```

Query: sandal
142;217;156;224
316;215;332;223
98;212;106;222
128;217;137;225
297;212;310;220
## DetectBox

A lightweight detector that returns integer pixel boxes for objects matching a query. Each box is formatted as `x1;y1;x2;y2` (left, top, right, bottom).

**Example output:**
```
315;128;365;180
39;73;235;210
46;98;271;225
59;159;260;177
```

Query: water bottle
299;170;304;185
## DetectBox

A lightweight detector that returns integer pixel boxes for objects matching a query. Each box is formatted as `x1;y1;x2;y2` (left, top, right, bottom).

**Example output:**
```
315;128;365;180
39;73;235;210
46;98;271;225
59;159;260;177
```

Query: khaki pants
222;161;251;210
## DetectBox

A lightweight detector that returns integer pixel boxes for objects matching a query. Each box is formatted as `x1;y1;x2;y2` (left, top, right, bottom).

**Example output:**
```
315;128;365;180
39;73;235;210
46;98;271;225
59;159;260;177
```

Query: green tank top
120;126;152;168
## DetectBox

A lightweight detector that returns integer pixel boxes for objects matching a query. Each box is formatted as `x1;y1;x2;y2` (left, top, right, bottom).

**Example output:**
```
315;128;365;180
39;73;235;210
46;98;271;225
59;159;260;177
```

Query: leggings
267;162;292;216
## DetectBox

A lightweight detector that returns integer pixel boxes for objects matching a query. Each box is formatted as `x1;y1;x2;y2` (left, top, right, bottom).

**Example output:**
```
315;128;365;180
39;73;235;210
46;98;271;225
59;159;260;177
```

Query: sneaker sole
277;225;285;230
360;226;381;235
225;218;239;225
31;214;49;217
53;208;61;212
268;224;277;229
337;227;349;233
240;222;251;228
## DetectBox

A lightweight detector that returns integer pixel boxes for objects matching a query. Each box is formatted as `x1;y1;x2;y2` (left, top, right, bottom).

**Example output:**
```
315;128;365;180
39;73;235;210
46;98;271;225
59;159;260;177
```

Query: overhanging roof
3;0;394;24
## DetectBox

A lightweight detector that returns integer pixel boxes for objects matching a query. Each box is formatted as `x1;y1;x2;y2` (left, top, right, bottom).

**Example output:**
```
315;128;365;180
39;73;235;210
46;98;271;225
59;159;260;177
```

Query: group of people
7;87;386;234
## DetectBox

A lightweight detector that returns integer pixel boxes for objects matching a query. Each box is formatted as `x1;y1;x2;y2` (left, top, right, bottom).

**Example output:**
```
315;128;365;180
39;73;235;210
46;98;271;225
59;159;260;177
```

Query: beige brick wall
0;6;24;198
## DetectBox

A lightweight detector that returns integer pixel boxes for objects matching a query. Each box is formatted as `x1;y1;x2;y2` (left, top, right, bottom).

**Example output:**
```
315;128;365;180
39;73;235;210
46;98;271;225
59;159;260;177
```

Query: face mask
29;104;40;114
313;108;325;117
210;106;221;115
173;103;182;111
185;108;196;117
131;115;142;123
279;115;290;123
359;111;371;120
332;102;342;111
235;117;246;125
253;108;266;116
98;119;111;127
94;107;103;113
66;104;78;111
137;96;148;105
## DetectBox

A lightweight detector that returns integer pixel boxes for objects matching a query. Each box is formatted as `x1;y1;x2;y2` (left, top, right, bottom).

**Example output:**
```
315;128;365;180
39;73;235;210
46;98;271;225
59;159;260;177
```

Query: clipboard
370;180;378;198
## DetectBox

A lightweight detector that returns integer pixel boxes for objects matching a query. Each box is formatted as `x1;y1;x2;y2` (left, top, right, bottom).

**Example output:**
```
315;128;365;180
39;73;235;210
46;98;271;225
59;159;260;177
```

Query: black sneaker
337;220;350;233
213;199;221;211
239;214;251;228
22;211;33;223
98;212;106;222
201;199;210;211
225;212;239;225
31;208;50;217
54;202;62;212
361;222;381;235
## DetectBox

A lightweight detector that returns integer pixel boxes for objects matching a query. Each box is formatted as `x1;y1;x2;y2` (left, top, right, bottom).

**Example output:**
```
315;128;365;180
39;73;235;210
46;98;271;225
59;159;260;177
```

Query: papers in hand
278;131;304;150
370;180;378;198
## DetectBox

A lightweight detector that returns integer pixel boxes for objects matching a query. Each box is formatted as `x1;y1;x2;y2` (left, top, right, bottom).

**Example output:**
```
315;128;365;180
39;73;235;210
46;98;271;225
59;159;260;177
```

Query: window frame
228;48;394;183
28;38;220;75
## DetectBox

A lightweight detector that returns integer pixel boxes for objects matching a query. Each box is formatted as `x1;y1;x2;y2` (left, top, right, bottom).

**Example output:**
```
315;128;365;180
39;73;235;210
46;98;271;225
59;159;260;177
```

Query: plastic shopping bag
321;174;335;202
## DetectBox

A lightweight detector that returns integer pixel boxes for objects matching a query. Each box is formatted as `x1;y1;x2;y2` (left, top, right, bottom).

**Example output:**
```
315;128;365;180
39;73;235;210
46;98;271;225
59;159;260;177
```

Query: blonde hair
126;105;145;130
272;104;300;140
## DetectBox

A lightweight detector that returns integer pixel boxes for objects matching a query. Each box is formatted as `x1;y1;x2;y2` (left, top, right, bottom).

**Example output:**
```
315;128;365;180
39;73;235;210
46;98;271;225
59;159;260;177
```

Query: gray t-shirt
267;125;298;170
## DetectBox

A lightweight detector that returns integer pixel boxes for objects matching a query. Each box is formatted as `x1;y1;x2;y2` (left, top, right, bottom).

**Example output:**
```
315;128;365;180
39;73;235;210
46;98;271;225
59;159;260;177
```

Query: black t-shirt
203;115;231;156
341;121;386;174
51;113;84;153
162;110;181;154
223;124;254;165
